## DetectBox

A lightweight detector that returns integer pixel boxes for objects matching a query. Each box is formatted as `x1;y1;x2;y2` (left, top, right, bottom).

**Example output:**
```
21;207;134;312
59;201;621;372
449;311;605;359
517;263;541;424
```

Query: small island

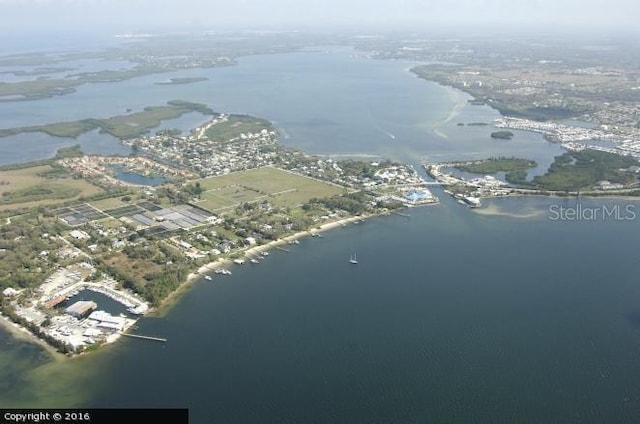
155;77;209;85
455;156;536;185
0;100;215;139
490;130;514;139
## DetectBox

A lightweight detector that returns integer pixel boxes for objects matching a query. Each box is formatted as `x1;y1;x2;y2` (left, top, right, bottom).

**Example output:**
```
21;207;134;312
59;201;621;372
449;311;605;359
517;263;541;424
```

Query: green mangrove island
490;131;514;139
455;151;640;192
530;149;639;192
0;100;215;139
455;157;537;185
155;77;209;85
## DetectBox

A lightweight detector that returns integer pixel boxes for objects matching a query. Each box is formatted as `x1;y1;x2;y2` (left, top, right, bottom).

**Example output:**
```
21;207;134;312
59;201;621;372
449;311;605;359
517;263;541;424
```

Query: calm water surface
67;199;640;423
0;47;563;166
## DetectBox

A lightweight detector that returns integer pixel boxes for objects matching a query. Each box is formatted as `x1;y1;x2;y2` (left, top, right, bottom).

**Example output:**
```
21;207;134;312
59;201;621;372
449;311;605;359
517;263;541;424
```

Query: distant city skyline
1;0;639;34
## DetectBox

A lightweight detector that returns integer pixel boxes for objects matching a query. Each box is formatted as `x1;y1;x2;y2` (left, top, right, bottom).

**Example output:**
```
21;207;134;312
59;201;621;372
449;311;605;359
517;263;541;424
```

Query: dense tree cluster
532;150;639;191
0;215;66;291
306;191;371;215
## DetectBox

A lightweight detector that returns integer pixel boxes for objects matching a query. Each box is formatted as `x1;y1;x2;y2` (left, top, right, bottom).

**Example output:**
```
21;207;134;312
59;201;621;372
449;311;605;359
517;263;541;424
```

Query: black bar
0;409;188;424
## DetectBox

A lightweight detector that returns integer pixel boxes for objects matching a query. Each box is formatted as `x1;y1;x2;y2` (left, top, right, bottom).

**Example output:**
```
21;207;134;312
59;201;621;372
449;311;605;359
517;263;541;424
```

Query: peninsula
0;105;437;355
424;151;640;206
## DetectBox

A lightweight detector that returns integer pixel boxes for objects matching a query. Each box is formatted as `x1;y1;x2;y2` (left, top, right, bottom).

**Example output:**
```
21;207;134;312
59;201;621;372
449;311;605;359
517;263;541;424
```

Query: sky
1;0;638;34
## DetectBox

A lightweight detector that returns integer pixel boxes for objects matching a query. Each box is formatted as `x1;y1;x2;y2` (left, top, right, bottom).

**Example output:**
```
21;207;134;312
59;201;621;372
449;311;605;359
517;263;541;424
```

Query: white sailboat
349;251;358;264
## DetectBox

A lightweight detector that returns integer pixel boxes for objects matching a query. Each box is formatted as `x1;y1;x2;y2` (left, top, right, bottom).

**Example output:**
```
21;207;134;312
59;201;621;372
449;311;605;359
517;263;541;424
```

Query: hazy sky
1;0;638;33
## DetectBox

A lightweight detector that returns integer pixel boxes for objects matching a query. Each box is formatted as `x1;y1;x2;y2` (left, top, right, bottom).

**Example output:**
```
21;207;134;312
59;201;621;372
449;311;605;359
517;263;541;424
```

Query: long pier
120;332;167;343
392;211;411;218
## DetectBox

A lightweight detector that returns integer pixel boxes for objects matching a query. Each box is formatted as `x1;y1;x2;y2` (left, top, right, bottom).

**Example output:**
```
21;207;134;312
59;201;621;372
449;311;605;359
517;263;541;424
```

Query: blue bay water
0;47;564;167
1;46;639;423
72;199;640;423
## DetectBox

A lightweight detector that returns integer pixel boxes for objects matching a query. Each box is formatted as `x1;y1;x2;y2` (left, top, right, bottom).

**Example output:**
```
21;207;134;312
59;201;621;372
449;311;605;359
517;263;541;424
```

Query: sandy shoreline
0;314;64;359
0;214;371;350
186;215;366;283
149;215;368;317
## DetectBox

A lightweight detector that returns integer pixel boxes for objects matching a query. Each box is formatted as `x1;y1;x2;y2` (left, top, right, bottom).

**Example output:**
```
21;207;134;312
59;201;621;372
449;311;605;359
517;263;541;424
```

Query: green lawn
194;167;343;212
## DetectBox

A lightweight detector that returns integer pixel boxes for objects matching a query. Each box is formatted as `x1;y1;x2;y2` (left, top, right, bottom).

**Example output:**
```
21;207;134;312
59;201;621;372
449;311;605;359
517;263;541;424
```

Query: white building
2;287;19;297
88;310;127;332
69;230;90;240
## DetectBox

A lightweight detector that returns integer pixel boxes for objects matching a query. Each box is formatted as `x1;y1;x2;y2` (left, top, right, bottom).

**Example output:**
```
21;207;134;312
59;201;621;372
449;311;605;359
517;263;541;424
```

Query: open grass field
88;196;133;211
96;217;124;229
0;165;103;211
197;186;261;212
194;166;344;212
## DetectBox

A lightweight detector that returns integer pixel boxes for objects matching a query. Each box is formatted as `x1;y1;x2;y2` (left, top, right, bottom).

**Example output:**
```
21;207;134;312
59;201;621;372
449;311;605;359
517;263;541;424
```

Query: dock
392;211;411;218
120;332;167;343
